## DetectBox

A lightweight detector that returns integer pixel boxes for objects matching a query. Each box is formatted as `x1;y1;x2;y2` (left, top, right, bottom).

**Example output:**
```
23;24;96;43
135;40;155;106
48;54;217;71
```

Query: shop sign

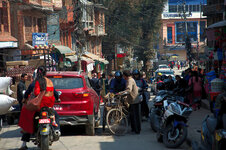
32;33;48;46
0;41;18;48
163;13;192;18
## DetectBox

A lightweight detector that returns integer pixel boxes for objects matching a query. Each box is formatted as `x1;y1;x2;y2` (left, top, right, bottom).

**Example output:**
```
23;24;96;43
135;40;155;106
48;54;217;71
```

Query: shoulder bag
25;90;45;111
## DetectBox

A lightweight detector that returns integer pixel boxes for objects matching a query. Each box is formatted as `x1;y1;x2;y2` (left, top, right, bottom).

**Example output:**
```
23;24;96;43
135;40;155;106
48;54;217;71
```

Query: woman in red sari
18;66;55;150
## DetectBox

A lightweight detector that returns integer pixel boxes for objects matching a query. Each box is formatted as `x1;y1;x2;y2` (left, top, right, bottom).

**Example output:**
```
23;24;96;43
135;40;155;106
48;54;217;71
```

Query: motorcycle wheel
40;135;49;150
156;130;163;142
163;123;187;148
150;109;160;132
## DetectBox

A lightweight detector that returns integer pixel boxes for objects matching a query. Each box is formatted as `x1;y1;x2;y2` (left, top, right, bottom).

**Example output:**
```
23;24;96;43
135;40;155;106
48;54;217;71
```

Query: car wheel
86;114;95;136
95;108;101;127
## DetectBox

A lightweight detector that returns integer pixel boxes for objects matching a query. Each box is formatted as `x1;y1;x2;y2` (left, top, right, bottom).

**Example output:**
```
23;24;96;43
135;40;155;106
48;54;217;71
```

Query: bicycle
103;93;129;136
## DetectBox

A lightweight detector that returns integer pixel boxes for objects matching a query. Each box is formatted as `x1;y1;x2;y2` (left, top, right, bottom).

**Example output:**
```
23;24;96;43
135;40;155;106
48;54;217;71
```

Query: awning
83;52;109;64
54;45;73;54
207;20;226;29
66;54;94;64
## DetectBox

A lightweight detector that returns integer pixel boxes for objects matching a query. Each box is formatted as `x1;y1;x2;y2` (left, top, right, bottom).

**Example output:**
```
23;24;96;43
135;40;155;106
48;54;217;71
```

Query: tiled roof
0;33;17;42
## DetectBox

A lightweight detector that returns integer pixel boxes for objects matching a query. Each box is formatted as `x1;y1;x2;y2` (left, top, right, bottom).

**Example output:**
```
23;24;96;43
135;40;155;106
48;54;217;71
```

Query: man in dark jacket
17;73;28;110
90;73;101;96
110;71;127;94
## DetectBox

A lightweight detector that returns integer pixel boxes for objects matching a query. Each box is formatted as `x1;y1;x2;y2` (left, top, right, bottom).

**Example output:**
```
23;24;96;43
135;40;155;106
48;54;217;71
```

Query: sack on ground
0;94;17;115
0;77;13;95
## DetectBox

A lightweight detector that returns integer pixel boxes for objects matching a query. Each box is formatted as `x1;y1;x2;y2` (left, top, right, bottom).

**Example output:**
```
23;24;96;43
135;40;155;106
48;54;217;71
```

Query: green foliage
101;0;166;64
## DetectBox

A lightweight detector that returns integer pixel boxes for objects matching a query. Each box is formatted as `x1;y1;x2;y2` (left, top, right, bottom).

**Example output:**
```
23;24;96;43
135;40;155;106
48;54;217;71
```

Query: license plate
39;119;50;124
53;105;63;110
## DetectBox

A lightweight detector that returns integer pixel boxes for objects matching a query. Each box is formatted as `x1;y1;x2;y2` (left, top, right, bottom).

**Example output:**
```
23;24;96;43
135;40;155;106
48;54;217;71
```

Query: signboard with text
32;33;48;46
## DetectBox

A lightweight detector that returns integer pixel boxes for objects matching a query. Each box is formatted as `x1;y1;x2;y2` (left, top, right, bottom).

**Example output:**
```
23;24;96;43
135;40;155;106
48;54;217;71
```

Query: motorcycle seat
206;116;217;133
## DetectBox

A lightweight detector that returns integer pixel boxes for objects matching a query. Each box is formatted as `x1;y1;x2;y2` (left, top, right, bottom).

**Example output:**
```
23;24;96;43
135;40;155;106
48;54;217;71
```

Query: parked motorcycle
156;99;193;148
32;107;60;150
150;90;184;132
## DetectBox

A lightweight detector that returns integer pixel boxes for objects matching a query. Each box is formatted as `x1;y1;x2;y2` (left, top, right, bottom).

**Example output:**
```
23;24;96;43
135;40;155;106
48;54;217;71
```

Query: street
0;92;211;150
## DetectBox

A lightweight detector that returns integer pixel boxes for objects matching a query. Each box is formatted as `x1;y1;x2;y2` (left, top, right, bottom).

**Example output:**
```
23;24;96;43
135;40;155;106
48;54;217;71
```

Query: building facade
0;0;18;71
59;0;108;73
10;0;62;57
160;0;207;61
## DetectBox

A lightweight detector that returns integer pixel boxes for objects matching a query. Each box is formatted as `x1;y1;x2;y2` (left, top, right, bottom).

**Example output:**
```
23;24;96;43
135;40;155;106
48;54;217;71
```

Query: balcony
203;3;225;16
20;0;62;11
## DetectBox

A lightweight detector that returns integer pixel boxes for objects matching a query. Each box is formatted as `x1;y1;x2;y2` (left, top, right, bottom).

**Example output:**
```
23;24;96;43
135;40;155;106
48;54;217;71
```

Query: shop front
83;52;109;74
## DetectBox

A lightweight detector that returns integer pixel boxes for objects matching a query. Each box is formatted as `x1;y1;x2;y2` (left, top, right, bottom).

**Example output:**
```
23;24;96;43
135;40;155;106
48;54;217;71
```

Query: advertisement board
32;33;48;46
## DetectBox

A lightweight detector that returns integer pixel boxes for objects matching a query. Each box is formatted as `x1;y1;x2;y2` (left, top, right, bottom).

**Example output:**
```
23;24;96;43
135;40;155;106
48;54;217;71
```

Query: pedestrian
181;61;183;69
18;66;57;150
106;73;114;93
100;73;107;99
17;73;28;110
178;64;180;70
119;70;141;134
90;73;101;96
188;71;202;110
132;69;149;121
109;71;126;94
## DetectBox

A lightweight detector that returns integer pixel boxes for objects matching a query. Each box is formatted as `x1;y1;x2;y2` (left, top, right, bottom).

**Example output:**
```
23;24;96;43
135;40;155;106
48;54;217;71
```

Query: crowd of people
90;70;150;134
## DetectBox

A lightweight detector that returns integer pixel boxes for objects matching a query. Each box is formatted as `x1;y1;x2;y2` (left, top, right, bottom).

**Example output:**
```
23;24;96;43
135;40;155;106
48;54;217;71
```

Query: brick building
60;0;108;73
9;0;62;58
160;0;207;61
0;0;18;71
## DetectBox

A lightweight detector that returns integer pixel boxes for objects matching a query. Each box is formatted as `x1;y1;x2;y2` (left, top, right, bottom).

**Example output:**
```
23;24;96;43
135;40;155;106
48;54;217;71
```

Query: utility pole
180;0;192;68
73;0;83;71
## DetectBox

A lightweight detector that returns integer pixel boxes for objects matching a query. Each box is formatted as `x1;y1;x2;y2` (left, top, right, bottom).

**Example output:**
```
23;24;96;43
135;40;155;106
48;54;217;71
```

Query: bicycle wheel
106;108;128;136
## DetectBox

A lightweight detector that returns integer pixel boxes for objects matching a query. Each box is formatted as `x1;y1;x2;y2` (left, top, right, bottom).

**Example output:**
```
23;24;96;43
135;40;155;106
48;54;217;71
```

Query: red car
46;71;100;135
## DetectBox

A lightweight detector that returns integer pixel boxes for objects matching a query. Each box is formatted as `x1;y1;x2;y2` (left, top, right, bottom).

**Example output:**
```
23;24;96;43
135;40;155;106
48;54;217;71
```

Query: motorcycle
32;107;60;150
189;114;226;150
150;89;184;132
156;99;193;148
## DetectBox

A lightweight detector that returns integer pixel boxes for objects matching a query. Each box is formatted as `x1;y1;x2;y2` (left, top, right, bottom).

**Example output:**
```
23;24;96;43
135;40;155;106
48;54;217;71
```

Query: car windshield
159;66;168;69
49;78;84;89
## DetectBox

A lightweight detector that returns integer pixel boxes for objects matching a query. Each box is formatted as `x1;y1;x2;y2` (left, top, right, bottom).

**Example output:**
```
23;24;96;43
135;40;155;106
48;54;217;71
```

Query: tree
100;0;167;70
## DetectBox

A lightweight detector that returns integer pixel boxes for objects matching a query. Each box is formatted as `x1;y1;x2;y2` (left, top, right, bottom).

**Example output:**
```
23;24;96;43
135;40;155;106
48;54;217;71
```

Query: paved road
0;99;210;150
0;67;209;150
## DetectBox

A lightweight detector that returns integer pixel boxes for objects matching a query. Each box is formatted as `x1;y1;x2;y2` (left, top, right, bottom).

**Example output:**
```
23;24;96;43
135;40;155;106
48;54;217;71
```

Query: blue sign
32;33;48;46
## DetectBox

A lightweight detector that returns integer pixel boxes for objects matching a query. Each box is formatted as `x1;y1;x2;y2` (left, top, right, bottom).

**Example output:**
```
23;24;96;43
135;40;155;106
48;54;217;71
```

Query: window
169;5;177;12
187;22;198;42
0;1;9;32
50;78;84;89
24;16;32;27
167;27;172;44
37;18;43;32
0;8;2;32
175;21;198;43
200;21;206;42
176;22;185;43
33;17;37;32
